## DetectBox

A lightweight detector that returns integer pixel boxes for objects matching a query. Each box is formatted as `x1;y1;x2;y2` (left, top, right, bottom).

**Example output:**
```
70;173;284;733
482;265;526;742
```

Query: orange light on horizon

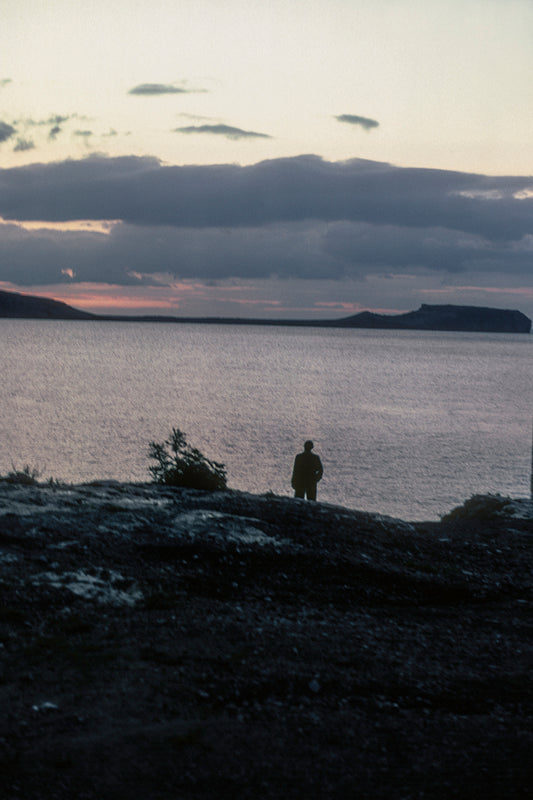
18;280;205;313
51;293;184;311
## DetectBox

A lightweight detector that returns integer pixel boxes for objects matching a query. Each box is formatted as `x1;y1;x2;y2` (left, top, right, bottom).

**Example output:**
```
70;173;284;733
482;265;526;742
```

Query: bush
148;428;227;491
440;493;511;522
1;464;41;485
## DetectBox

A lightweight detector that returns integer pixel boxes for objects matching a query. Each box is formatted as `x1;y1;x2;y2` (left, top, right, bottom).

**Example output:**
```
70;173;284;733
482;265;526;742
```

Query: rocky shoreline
1;481;531;799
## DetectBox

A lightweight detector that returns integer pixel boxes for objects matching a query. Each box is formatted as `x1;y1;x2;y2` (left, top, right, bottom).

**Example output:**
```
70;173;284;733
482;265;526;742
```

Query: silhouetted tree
148;428;227;491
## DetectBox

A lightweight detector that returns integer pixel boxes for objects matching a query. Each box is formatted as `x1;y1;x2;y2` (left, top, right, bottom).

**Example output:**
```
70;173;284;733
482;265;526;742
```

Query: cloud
74;130;93;140
177;112;214;122
14;138;35;152
128;83;202;95
0;114;103;154
336;114;379;130
19;114;73;128
0;121;16;143
1;154;533;304
1;154;531;241
0;221;135;285
174;124;272;140
321;222;533;276
0;219;338;286
2;217;532;295
12;114;87;144
45;114;70;126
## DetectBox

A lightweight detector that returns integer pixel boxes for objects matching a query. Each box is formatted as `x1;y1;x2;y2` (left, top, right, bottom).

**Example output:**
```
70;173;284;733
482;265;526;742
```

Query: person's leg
294;487;305;498
306;483;317;501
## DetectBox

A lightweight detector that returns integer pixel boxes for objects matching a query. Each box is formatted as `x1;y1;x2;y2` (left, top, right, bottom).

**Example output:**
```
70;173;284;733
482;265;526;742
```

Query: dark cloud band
1;217;531;289
0;154;532;291
0;154;531;242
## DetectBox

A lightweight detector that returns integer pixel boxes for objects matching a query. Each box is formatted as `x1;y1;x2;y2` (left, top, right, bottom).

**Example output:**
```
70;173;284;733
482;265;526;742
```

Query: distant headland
0;289;531;333
0;289;97;320
336;304;532;334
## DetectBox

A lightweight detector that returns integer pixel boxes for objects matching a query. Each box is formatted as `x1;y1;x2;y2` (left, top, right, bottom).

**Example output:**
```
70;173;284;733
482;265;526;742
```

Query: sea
1;319;532;520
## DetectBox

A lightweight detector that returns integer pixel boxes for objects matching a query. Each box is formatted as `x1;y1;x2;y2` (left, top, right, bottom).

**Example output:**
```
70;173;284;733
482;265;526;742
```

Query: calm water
1;319;532;520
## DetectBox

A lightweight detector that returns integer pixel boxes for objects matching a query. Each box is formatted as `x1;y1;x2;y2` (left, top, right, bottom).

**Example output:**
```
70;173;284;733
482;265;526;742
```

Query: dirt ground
0;481;531;799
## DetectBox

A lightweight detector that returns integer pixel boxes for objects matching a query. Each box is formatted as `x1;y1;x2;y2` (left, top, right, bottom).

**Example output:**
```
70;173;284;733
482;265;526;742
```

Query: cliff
338;303;532;333
0;480;531;799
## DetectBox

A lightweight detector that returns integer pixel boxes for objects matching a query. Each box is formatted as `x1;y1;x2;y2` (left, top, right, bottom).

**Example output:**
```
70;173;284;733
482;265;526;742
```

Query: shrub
1;464;41;485
441;493;511;522
0;465;60;486
148;428;227;491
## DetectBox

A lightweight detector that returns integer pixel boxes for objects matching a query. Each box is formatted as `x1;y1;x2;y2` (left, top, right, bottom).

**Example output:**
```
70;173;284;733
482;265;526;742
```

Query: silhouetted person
291;440;323;500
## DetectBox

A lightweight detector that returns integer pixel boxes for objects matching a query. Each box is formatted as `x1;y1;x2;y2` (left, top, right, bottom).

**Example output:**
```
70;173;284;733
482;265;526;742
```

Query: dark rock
0;482;531;799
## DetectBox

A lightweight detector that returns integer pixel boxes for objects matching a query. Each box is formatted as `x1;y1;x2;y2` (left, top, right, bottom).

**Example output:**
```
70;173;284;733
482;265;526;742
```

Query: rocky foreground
0;481;531;799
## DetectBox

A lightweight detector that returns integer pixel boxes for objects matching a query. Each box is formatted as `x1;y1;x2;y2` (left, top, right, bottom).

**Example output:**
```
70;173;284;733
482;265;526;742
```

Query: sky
1;0;532;319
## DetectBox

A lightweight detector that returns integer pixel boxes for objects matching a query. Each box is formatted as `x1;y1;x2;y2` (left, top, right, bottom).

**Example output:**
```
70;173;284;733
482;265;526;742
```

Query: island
0;480;531;799
336;303;532;333
1;288;531;333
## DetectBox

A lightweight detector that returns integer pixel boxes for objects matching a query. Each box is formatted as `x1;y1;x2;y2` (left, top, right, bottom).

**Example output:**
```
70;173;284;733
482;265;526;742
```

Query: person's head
304;440;314;452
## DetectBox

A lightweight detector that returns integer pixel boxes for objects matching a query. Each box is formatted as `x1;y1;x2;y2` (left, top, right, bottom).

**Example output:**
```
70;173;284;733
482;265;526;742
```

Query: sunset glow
1;0;533;318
